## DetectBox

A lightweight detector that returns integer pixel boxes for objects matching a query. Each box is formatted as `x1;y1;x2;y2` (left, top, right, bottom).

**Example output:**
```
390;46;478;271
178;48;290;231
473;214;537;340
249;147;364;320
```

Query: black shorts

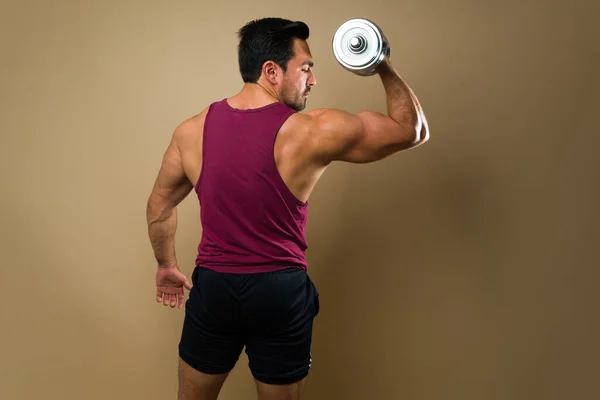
178;266;320;385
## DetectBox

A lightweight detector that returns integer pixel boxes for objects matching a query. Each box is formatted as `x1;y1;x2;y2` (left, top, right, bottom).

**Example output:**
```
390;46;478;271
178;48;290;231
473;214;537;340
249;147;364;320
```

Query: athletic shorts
178;265;320;385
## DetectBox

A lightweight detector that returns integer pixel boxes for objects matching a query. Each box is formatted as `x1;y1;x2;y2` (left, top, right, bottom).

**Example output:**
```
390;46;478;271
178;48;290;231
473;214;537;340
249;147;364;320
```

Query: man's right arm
308;57;429;164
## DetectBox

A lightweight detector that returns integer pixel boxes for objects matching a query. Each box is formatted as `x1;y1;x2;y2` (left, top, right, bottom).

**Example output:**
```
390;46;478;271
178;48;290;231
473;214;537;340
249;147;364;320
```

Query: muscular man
146;17;429;400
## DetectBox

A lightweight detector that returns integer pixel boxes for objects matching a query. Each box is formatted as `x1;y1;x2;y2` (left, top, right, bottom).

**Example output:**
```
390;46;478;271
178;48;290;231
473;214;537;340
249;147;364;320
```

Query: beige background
1;0;598;399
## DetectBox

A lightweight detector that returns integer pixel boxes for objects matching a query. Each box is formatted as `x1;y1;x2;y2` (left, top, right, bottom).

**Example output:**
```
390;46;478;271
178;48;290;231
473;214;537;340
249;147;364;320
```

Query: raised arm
308;57;429;164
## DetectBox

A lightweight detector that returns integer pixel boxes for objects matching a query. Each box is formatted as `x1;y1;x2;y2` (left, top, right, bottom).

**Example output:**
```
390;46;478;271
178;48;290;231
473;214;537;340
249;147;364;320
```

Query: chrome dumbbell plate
332;18;389;76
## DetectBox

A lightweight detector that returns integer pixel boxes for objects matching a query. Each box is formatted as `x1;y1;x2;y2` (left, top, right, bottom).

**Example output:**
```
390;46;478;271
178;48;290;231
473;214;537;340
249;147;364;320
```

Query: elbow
418;125;430;144
146;202;160;226
146;196;171;225
398;121;429;151
412;115;430;146
147;207;175;227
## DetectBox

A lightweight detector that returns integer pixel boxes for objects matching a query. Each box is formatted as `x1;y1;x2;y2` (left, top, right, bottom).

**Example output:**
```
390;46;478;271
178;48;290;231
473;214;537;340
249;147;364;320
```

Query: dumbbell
332;18;391;76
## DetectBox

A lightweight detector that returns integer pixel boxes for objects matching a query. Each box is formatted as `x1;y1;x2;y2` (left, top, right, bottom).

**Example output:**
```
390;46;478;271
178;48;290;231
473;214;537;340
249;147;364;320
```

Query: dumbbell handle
349;36;367;53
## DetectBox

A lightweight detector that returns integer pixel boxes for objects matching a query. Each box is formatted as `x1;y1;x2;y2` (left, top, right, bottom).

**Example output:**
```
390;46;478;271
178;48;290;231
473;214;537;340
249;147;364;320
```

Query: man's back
177;97;327;208
173;92;336;269
190;98;309;273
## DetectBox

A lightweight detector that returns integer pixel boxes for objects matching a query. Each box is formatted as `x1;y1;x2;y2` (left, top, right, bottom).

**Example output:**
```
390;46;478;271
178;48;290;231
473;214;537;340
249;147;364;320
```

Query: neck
227;81;284;111
243;81;280;102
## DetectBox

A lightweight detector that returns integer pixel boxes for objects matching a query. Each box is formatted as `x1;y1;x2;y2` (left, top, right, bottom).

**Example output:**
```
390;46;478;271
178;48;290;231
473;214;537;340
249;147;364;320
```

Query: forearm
376;58;427;141
146;205;178;268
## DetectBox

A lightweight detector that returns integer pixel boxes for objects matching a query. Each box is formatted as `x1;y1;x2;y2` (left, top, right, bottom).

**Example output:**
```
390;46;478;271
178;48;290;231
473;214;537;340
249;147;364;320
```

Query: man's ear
262;61;280;84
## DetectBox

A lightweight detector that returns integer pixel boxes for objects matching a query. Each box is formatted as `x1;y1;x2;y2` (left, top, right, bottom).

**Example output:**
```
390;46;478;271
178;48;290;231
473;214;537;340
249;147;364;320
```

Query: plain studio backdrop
1;0;598;399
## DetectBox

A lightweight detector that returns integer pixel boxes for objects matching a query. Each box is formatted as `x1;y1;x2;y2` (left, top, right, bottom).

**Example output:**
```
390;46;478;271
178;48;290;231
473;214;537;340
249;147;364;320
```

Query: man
146;17;429;400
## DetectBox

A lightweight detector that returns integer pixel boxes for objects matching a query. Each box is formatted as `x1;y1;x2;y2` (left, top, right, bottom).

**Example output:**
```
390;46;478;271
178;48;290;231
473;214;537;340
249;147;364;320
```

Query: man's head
237;17;316;111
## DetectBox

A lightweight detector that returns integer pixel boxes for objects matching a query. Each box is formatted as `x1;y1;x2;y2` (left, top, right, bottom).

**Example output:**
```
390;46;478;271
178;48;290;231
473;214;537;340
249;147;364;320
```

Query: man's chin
287;101;306;112
299;97;308;109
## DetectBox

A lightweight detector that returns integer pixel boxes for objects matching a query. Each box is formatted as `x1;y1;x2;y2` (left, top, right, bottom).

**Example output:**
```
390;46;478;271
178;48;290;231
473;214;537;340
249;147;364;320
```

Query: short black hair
237;17;310;83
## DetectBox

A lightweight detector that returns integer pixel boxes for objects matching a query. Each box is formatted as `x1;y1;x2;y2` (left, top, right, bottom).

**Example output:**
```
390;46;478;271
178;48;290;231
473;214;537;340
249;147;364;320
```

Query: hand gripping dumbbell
332;18;391;76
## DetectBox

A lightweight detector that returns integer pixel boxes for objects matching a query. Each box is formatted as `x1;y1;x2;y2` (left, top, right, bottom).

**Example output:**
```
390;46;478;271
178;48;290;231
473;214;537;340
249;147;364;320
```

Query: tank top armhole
194;101;218;196
271;108;309;208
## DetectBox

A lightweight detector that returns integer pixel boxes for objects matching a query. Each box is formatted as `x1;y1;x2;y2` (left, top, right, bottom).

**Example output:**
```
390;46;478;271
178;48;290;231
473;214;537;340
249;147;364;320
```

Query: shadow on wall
304;141;517;399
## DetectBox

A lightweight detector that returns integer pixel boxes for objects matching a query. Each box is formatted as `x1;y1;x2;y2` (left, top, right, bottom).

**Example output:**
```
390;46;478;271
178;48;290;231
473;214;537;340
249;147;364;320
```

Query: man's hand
155;265;193;309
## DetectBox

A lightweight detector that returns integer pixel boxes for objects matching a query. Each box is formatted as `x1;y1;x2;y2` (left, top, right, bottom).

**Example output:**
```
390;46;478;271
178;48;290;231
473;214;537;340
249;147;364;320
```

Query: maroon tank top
194;98;309;273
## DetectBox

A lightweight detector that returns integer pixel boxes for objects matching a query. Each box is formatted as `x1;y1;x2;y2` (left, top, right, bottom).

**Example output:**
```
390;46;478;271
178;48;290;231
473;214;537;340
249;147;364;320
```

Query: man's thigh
242;267;320;390
178;357;230;400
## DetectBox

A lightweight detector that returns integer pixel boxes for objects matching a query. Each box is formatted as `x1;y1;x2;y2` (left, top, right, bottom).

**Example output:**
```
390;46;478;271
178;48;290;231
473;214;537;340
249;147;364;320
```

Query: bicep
311;108;419;164
148;137;193;211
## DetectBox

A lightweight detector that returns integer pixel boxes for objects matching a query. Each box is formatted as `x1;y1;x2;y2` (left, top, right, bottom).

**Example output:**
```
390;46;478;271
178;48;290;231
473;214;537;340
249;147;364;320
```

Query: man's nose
308;70;316;87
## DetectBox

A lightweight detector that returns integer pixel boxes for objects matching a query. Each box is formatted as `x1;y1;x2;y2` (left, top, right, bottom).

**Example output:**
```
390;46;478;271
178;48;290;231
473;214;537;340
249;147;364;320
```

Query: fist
155;266;193;309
